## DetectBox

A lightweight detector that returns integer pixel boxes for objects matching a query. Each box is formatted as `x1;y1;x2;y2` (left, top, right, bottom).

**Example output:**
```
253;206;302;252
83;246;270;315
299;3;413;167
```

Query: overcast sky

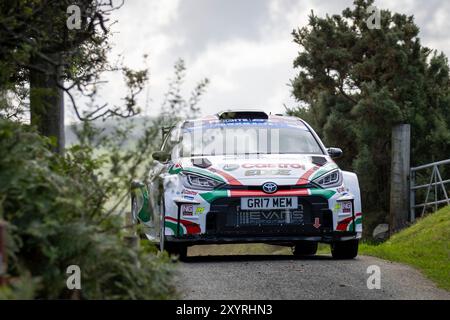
66;0;450;123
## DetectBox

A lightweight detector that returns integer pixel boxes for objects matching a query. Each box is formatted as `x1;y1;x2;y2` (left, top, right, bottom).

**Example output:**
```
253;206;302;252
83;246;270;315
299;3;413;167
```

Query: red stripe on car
297;166;319;185
337;212;362;231
230;189;309;197
208;167;242;186
165;216;201;234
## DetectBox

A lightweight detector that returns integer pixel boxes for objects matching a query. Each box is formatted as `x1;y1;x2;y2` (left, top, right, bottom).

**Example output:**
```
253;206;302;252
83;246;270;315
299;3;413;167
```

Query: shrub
0;120;176;299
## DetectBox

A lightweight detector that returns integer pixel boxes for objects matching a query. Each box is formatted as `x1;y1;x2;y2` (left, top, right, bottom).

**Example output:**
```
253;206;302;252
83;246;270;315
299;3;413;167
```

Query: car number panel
240;197;298;211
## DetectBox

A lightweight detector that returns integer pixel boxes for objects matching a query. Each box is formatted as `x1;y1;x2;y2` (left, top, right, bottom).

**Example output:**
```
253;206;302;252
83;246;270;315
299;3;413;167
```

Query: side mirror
152;151;171;163
327;147;343;159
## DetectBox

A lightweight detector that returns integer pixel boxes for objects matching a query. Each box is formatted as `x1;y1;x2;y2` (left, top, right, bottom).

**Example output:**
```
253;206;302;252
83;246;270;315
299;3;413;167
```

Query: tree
288;0;450;231
160;59;210;126
0;0;148;153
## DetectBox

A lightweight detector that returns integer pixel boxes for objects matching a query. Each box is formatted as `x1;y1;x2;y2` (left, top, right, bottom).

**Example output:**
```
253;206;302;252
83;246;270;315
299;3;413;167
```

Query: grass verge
359;206;450;291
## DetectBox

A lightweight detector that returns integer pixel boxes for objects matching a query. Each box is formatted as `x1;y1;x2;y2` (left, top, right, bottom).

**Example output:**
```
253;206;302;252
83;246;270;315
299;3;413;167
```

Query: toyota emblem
262;182;278;194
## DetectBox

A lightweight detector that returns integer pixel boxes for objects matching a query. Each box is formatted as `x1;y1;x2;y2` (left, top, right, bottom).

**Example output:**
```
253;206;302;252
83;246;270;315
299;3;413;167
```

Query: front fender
341;171;362;234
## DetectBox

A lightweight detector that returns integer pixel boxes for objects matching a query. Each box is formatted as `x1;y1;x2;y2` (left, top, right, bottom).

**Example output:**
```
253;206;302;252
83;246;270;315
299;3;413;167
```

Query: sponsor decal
242;163;305;169
182;189;198;196
208;167;242;186
237;210;304;225
182;204;194;216
334;203;342;213
222;164;239;172
195;207;205;215
334;201;352;214
245;169;291;176
342;201;352;214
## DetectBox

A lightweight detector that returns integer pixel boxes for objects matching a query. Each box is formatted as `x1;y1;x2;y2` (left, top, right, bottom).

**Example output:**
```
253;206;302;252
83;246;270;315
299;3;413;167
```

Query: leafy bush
0;119;176;299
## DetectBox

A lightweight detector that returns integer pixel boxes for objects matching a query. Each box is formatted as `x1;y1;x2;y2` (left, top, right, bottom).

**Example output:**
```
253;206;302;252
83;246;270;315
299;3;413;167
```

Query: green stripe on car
165;220;185;235
200;190;229;203
309;189;336;199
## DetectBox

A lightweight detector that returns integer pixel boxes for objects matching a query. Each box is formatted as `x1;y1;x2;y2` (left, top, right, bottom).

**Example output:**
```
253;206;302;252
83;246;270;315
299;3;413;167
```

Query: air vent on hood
191;158;212;169
311;156;328;166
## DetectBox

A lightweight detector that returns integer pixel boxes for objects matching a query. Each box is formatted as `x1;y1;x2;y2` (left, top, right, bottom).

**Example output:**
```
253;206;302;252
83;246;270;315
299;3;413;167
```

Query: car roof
186;110;304;123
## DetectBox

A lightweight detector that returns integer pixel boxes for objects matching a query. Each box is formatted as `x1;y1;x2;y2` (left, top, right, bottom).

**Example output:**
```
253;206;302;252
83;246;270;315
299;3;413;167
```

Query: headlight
313;169;342;188
182;172;223;190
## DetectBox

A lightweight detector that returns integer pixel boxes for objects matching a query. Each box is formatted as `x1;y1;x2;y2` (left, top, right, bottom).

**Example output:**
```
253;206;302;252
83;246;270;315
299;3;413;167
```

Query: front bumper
206;195;331;232
166;232;358;245
166;194;359;245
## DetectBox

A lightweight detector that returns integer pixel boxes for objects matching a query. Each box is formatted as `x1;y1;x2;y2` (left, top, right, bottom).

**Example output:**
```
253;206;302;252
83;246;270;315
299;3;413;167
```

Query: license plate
240;197;298;210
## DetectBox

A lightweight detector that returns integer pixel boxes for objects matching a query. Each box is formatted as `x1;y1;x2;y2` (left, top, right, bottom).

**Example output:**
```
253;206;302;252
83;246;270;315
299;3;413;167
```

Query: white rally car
131;111;362;259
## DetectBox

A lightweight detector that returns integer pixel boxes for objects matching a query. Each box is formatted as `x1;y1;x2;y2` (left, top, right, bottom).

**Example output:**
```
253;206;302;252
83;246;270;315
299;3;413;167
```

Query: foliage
0;119;177;299
0;54;209;299
0;0;149;144
360;206;450;291
160;59;209;126
288;0;450;223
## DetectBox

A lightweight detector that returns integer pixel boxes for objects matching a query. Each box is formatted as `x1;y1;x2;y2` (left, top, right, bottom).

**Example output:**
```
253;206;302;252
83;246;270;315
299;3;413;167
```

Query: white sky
65;0;450;123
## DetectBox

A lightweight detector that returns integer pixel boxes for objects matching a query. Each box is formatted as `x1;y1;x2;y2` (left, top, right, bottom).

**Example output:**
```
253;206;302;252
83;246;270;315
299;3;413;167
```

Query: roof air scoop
218;110;269;120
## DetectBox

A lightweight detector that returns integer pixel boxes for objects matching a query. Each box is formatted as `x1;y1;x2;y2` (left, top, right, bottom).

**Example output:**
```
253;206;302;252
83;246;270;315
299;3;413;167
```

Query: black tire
164;243;188;261
292;241;318;256
331;240;359;259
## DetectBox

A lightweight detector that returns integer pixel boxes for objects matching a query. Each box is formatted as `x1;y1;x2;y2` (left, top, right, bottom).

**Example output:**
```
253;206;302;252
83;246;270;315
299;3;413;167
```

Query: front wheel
164;243;188;261
292;241;318;256
331;240;359;259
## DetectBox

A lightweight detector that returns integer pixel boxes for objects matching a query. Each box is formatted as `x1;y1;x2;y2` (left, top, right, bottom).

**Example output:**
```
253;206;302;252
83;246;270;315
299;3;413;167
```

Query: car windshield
179;119;323;157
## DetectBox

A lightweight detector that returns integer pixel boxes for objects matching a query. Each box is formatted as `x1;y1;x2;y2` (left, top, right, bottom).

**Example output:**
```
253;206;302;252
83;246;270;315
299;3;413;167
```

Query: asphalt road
176;254;450;300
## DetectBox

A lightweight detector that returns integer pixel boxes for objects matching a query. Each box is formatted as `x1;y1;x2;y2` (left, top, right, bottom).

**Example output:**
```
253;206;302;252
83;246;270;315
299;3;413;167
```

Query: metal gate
410;159;450;221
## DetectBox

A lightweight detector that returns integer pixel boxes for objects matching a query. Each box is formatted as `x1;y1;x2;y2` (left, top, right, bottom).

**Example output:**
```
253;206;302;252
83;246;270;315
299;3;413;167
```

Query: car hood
176;154;339;186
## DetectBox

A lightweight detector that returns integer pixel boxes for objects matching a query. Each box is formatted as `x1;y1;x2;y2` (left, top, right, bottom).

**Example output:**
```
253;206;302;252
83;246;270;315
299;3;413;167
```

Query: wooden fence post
390;124;411;232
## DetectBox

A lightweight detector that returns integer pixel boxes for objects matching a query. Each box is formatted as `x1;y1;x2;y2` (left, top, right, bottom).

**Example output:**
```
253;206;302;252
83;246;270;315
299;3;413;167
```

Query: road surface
176;254;450;300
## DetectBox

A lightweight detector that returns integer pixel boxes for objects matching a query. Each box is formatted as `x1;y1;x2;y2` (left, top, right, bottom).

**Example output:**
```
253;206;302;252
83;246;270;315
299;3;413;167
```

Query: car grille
236;209;305;226
206;195;333;236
